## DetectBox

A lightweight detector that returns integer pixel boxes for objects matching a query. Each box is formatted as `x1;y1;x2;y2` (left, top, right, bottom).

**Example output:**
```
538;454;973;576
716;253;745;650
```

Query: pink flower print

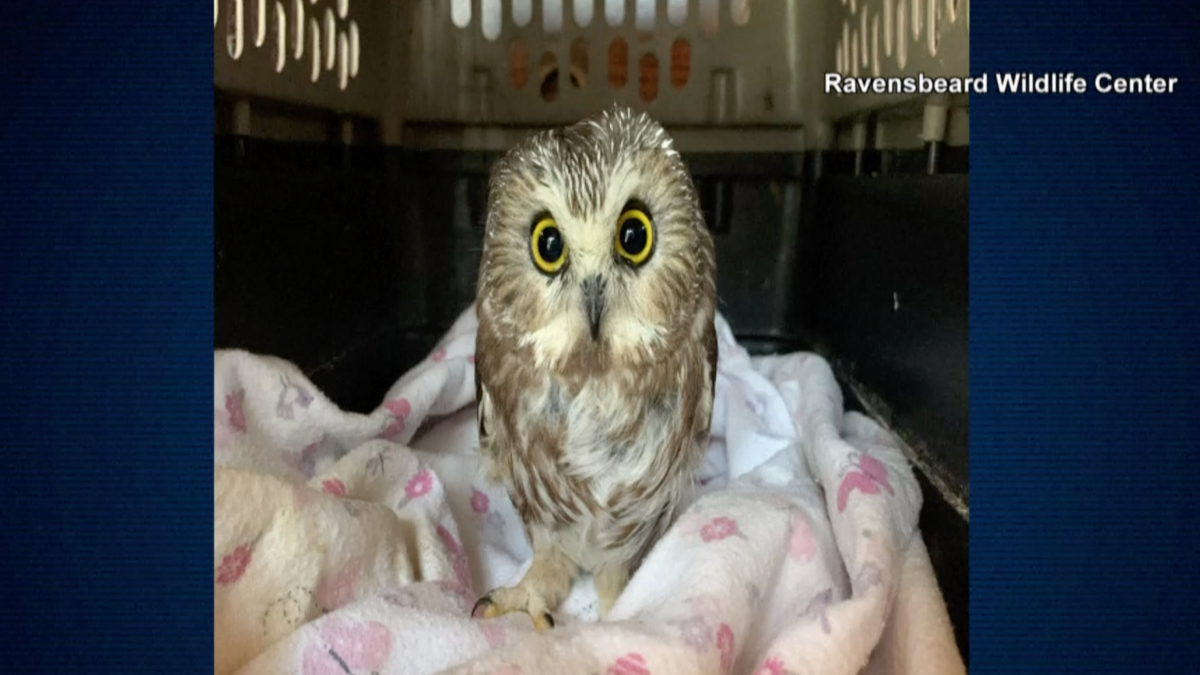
384;398;411;418
860;455;895;496
480;622;507;648
486;511;507;532
275;378;313;420
406;470;433;499
321;478;347;498
437;579;474;611
303;617;393;675
608;653;651;675
836;454;895;512
803;589;834;634
677;614;712;651
454;555;471;590
467;354;476;364
216;544;252;585
382;588;416;608
277;380;295;420
301;647;345;675
286;439;324;478
322;618;392;671
470;488;490;514
700;516;739;542
836;473;879;512
292;484;316;510
787;512;817;563
436;525;461;555
431;346;447;362
860;527;892;573
315;560;361;612
717;624;735;673
214;410;232;449
436;525;473;591
755;657;786;675
366;449;390;477
856;561;885;591
380;398;411;439
263;586;316;632
225;389;247;432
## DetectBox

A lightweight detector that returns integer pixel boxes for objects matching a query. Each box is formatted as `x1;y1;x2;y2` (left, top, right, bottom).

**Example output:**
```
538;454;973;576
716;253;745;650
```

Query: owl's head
478;105;716;368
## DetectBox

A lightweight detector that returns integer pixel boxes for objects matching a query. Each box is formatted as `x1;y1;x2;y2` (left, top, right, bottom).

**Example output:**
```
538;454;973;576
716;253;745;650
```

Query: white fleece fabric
214;307;965;675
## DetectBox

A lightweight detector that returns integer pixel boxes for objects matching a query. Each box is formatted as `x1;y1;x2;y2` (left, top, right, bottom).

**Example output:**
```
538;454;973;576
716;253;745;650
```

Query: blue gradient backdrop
970;0;1200;673
0;0;1197;672
0;2;212;671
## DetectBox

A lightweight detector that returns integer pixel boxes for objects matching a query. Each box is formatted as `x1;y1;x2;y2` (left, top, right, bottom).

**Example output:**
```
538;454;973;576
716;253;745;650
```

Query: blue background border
0;2;212;670
971;0;1200;672
0;0;1198;672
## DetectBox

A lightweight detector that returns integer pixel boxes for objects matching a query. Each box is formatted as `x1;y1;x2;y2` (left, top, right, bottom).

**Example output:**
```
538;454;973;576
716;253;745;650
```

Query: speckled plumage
472;106;717;626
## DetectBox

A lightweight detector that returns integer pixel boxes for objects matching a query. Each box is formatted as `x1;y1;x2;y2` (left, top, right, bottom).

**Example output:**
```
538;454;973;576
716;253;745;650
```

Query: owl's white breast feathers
559;380;672;499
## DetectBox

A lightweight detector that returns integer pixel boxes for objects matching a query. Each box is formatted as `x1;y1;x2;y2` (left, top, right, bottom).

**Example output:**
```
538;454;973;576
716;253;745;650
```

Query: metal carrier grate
214;1;968;150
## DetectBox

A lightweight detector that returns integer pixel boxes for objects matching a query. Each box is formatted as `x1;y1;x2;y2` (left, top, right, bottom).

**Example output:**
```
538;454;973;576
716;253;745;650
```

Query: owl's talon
469;587;557;630
471;593;498;619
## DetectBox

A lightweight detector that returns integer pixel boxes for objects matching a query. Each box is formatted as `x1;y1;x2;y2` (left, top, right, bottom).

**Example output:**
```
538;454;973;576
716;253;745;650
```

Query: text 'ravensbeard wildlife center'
824;72;1180;95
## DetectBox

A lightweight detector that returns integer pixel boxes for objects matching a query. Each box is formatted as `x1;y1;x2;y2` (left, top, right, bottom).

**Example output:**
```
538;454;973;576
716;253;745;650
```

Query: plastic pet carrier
214;0;969;669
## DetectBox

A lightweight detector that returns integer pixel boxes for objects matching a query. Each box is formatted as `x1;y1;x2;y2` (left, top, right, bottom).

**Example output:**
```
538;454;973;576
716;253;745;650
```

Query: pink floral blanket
214;308;965;675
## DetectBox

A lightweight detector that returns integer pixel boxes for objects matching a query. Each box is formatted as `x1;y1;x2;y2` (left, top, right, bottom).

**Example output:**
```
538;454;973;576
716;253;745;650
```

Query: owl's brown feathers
473;106;716;620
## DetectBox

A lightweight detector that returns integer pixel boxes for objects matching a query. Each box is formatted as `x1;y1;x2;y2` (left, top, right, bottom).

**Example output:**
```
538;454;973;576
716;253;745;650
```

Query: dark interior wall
804;170;970;502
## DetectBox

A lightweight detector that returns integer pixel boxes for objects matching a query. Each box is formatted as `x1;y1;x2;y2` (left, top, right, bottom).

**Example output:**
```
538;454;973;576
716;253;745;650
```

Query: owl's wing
619;322;720;563
473;319;505;476
475;360;486;436
474;350;492;451
692;318;719;440
705;319;718;400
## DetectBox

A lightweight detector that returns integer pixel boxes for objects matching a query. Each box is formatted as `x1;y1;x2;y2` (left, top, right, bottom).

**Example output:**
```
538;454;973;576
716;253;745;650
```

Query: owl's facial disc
580;274;606;340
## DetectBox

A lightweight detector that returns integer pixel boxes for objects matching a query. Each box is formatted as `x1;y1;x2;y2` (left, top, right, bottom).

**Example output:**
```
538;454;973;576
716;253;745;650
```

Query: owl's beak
581;275;606;341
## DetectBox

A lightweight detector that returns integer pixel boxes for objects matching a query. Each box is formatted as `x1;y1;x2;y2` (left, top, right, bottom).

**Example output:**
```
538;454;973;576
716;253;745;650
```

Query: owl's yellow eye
615;207;654;265
530;216;567;274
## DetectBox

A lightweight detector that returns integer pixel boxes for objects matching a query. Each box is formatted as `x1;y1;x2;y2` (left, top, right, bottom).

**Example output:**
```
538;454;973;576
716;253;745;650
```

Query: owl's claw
470;589;556;631
470;593;497;619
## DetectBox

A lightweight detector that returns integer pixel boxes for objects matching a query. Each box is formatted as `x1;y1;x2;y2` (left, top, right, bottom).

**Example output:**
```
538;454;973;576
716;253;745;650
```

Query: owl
471;105;718;629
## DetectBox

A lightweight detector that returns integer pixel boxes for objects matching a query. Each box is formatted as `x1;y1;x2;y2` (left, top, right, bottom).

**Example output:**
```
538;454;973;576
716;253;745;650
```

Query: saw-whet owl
471;105;717;629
